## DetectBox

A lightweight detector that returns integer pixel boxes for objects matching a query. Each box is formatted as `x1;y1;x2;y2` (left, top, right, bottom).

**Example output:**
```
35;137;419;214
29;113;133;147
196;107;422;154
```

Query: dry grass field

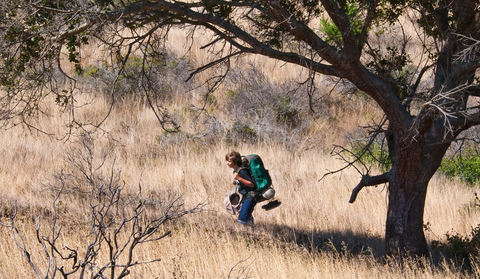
0;88;479;278
1;27;480;278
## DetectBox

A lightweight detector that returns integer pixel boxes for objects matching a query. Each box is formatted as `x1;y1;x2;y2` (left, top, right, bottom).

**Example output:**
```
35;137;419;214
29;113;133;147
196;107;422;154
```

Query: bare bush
0;132;205;279
223;64;325;146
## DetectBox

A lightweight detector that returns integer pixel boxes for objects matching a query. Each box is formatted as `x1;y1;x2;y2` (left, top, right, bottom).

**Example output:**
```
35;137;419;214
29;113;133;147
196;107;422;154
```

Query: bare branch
0;202;43;279
349;172;389;203
186;51;243;82
320;117;389;182
228;254;254;279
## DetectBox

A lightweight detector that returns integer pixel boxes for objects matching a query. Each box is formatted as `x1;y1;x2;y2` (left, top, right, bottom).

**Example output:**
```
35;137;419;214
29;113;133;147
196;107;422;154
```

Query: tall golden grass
0;23;479;278
0;89;479;278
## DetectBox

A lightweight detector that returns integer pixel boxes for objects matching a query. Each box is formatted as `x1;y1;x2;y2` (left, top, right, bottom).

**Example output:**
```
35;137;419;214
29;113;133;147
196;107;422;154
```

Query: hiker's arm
233;173;255;188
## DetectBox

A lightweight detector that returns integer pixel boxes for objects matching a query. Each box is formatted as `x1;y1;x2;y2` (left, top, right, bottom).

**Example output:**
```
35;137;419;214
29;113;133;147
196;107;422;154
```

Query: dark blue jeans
238;195;257;225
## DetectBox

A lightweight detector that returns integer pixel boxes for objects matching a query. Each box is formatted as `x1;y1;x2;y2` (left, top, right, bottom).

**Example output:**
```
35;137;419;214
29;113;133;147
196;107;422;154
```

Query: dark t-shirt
236;168;254;196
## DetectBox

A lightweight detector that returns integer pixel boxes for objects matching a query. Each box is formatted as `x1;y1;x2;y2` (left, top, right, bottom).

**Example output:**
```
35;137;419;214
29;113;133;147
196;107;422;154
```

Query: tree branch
349;172;389;203
357;0;378;56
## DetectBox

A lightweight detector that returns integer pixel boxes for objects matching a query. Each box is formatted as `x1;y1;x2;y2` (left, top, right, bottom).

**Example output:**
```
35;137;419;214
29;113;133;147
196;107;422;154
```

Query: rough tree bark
386;140;441;257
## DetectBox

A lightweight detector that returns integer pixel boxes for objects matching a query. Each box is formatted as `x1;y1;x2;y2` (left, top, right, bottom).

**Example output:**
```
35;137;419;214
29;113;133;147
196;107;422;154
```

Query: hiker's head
225;151;242;167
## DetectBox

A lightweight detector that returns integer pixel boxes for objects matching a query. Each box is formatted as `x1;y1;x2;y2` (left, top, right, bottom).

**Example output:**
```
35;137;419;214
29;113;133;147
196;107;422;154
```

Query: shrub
227;121;257;142
222;64;316;146
76;50;193;104
274;96;299;127
440;146;480;185
84;65;101;78
431;222;480;268
0;132;205;278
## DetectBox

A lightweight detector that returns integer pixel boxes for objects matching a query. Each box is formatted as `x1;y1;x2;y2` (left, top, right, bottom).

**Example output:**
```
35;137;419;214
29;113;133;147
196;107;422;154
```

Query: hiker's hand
233;172;254;188
233;172;239;184
233;172;240;180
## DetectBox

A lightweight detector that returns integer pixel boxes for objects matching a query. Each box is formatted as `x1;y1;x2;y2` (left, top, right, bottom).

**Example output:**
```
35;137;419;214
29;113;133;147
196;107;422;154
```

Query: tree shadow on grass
205;212;457;267
252;221;386;258
205;210;386;258
241;221;466;270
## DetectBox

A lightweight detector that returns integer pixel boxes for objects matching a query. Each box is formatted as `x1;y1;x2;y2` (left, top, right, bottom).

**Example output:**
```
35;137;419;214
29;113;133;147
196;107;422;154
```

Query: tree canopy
1;0;480;258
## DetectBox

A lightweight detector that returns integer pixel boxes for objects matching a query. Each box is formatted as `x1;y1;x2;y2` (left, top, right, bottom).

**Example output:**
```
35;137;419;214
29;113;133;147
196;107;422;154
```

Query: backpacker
239;154;275;200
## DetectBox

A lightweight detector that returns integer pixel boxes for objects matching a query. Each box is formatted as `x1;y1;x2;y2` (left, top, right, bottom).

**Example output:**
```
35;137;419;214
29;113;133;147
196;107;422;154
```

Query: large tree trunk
385;125;451;257
386;165;430;257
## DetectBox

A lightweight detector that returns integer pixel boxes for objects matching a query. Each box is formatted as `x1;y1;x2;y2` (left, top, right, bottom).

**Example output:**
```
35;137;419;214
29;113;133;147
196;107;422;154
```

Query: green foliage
278;0;322;23
227;121;257;142
374;0;409;25
203;93;217;114
319;1;364;45
274;97;299;127
392;64;415;100
123;55;144;75
440;146;480;185
84;65;101;78
253;0;322;48
351;141;391;172
202;0;233;18
319;16;342;44
224;89;238;99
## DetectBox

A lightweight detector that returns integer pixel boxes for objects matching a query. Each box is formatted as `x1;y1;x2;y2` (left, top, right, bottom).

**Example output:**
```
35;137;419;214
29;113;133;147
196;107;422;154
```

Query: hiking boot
237;218;254;226
261;200;281;211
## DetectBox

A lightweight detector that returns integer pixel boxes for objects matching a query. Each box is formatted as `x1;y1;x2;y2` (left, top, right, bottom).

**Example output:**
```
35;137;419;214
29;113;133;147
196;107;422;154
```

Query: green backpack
240;154;272;191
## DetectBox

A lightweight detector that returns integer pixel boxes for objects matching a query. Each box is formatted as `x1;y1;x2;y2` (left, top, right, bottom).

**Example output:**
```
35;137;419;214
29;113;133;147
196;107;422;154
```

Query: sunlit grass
0;91;479;278
0;21;478;277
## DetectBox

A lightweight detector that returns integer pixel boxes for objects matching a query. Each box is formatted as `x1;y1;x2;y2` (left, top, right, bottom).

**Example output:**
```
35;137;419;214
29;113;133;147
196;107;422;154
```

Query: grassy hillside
0;31;480;278
0;90;480;278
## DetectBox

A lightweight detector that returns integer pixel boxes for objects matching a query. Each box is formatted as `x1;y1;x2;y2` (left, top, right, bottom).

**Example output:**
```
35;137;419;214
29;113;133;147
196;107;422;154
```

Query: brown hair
225;151;242;166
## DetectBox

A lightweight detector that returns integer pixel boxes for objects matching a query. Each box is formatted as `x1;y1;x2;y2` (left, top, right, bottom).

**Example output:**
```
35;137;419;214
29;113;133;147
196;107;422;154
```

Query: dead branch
0;202;43;279
228;254;254;279
349;172;390;203
319;116;389;182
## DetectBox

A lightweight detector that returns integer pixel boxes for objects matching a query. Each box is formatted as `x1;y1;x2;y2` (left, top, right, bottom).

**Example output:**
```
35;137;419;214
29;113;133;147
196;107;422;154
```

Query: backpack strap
236;167;257;189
